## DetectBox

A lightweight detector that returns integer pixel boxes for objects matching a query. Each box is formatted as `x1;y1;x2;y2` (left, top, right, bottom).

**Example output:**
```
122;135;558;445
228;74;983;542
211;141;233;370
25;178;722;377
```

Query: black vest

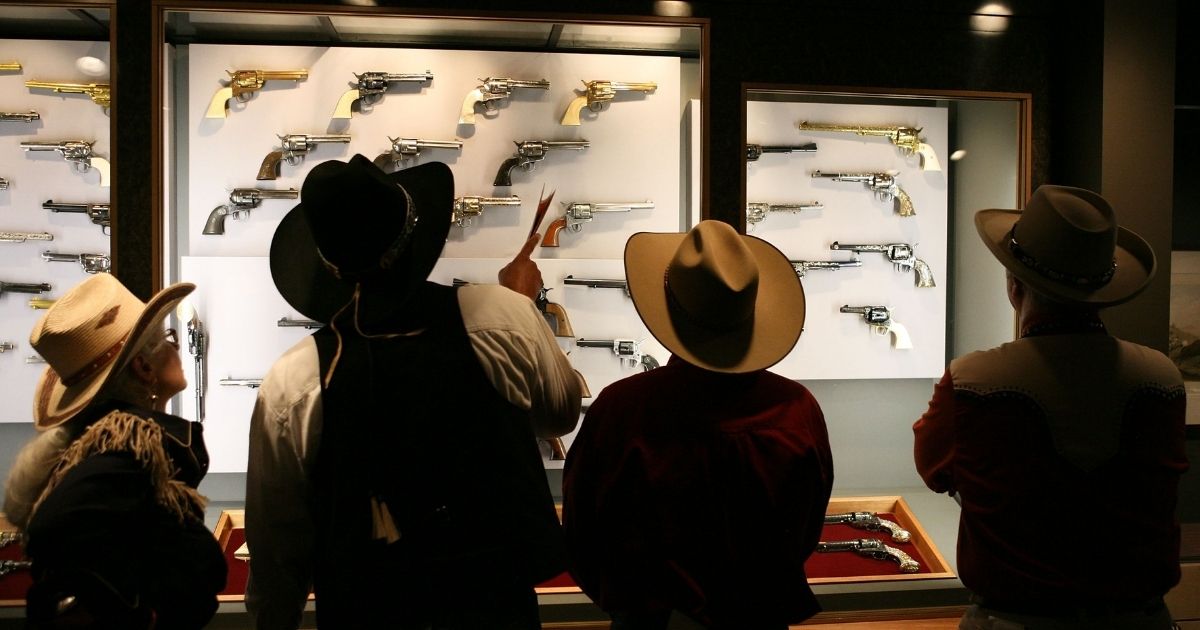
311;282;564;628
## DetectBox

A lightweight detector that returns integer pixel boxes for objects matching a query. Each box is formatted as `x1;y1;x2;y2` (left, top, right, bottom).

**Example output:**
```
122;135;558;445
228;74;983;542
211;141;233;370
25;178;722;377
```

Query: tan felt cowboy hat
976;185;1155;307
625;220;805;374
30;273;194;429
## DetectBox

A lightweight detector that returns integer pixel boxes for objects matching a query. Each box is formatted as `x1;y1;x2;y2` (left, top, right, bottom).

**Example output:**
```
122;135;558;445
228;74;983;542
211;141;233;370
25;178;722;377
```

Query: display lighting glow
970;2;1012;34
950;150;967;161
654;1;693;17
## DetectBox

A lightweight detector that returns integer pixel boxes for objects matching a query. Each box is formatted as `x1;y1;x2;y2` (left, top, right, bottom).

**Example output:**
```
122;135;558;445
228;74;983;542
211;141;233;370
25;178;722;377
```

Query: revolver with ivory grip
1;231;53;244
1;111;39;122
745;201;823;229
830;242;935;288
576;338;659;371
258;134;351;180
374;137;463;170
561;80;657;126
799;121;941;171
825;511;911;542
459;77;550;125
26;80;110;110
21;141;110;187
204;188;299;235
452;279;573;338
816;538;920;573
746;142;817;161
332;71;433;119
542;201;653;247
452;196;521;228
563;275;630;297
43;200;111;234
812;170;914;217
42;251;110;274
206;69;308;119
790;256;862;278
841;305;913;350
493;140;589;187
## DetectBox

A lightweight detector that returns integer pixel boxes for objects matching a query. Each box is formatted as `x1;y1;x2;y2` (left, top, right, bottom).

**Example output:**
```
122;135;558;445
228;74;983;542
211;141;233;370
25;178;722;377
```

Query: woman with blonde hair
4;273;226;629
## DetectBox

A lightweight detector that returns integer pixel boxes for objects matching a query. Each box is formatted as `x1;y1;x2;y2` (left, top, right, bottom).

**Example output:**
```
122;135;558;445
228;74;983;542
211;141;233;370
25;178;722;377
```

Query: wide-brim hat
30;274;194;429
976;185;1155;306
625;220;805;374
271;156;454;322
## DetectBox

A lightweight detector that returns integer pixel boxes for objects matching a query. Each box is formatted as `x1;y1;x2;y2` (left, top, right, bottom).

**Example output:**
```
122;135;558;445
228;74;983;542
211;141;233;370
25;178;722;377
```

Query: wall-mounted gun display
451;195;521;228
812;170;913;217
1;231;53;244
0;280;51;298
561;80;657;125
840;305;913;350
825;511;911;543
373;137;462;170
798;121;941;171
745;201;823;229
1;111;38;123
746;142;817;161
25;80;110;111
576;338;659;371
21;141;110;186
459;77;550;125
43;200;110;234
41;251;110;274
204;188;299;235
789;256;862;278
332;70;433;119
830;242;935;288
542;201;653;247
493;140;589;187
206;69;308;119
177;301;207;423
257;134;351;180
815;538;920;573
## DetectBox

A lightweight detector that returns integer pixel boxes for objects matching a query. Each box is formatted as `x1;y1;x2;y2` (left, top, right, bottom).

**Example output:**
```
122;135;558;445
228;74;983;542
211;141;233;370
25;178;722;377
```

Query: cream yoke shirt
244;284;586;629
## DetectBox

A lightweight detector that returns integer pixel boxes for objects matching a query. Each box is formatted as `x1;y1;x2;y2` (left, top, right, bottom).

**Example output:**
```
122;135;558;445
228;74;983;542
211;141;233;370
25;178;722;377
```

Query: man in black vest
245;155;585;629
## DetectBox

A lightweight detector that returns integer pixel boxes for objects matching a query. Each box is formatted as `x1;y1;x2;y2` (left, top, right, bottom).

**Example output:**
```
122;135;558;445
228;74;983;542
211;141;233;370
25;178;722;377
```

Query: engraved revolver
561;80;657;125
332;70;433;118
21;141;110;187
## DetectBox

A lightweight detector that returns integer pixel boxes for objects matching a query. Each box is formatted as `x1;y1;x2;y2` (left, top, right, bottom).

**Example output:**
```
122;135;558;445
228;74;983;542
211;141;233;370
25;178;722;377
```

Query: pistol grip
541;218;567;247
543;303;574;338
257;152;283;180
459;89;484;125
913;259;935;288
560;96;588;126
202;207;228;235
895;188;916;217
918;144;942;172
92;158;111;187
888;322;913;350
205;87;233;119
493;157;520;187
332;89;359;119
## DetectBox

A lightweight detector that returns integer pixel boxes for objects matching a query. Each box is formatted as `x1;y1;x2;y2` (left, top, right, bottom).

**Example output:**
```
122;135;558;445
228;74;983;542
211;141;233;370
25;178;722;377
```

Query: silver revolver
816;538;919;573
204;188;299;235
20;140;110;187
576;338;660;371
42;251;111;274
830;241;935;288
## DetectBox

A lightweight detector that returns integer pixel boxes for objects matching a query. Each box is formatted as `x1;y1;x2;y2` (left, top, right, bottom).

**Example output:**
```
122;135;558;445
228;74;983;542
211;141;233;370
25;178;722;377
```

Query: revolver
830;242;935;288
41;251;111;274
459;77;550;125
20;141;110;187
815;538;920;573
825;511;911;543
542;201;654;247
493;140;589;187
812;170;915;217
204;188;299;235
840;305;913;350
332;70;433;118
206;69;308;118
561;80;657;125
373;137;463;170
451;195;521;228
258;134;351;180
576;338;659;371
43;200;111;234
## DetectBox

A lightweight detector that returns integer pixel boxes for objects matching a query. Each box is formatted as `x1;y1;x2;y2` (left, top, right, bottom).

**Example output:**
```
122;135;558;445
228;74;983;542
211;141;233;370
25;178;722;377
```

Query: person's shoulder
259;336;320;406
456;283;541;331
1112;338;1184;387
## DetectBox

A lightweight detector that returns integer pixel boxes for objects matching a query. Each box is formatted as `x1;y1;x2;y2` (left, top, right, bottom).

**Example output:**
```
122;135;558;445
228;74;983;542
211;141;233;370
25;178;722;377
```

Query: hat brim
975;209;1156;307
624;231;806;374
271;161;454;322
34;282;195;430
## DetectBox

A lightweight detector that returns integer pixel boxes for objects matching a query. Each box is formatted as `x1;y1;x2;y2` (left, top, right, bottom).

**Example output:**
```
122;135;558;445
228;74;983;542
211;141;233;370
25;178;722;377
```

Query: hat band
318;184;418;280
1006;225;1116;288
663;269;746;332
60;336;126;387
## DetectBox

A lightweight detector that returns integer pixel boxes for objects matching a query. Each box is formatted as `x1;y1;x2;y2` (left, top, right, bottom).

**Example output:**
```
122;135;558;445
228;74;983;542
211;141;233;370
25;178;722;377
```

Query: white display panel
177;255;668;473
746;100;949;380
183;44;681;260
0;39;110;423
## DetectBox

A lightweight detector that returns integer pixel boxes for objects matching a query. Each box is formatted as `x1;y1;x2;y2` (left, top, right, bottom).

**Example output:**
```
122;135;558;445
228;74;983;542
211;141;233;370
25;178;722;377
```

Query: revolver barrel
0;231;53;243
1;111;40;122
0;281;52;295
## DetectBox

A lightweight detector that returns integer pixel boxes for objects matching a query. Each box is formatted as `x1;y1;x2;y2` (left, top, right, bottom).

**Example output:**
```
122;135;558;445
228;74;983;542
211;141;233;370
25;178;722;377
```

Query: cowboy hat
30;274;194;429
271;155;454;322
624;220;805;374
975;185;1155;306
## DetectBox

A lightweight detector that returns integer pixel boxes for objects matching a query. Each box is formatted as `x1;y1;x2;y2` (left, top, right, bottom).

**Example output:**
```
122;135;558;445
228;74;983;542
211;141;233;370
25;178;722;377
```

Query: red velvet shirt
914;325;1188;608
562;357;834;628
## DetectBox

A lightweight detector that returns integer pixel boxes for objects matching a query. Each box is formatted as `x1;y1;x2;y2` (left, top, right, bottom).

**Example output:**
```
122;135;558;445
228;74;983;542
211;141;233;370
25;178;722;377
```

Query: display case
0;6;112;425
156;8;705;474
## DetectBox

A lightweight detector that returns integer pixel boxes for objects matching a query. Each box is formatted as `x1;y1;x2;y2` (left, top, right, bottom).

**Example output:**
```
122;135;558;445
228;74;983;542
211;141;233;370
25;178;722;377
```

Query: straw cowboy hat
975;185;1156;306
624;220;805;374
30;274;194;429
270;155;454;322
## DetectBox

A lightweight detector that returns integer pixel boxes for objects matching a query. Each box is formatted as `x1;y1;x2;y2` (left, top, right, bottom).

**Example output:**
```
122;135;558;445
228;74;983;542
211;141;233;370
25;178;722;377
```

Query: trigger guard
235;92;254;103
